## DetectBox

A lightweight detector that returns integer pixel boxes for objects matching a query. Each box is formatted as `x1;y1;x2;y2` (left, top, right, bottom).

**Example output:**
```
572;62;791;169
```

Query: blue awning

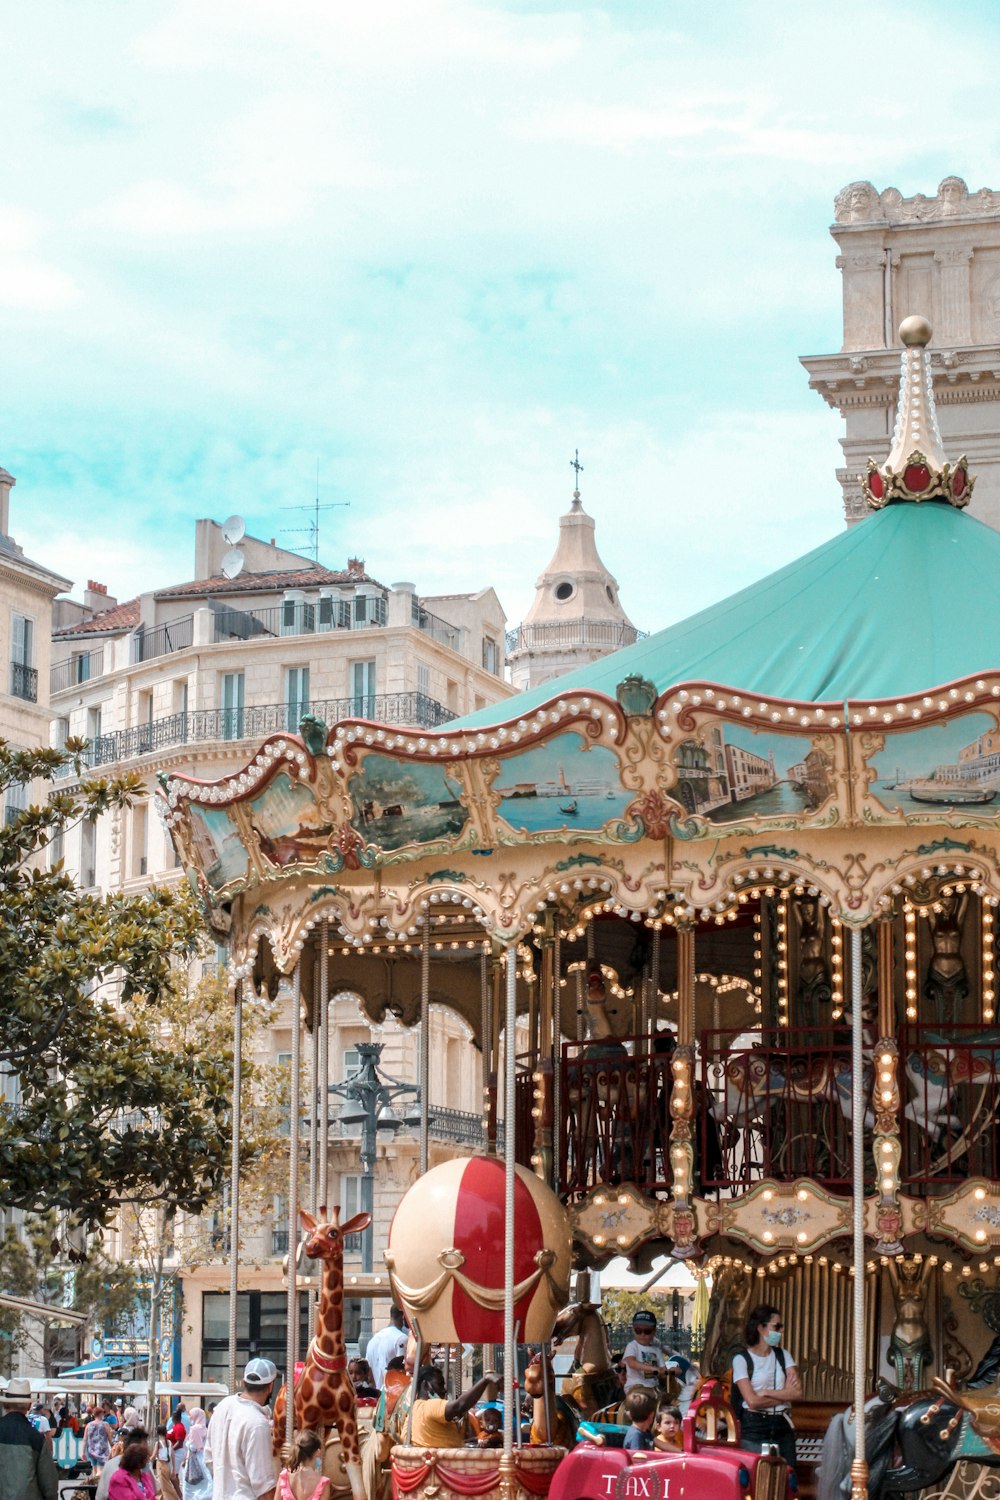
55;1354;136;1378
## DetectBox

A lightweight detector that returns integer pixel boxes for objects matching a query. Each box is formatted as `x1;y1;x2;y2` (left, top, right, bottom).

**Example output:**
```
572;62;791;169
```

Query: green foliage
601;1289;671;1330
0;1212;142;1376
0;741;235;1229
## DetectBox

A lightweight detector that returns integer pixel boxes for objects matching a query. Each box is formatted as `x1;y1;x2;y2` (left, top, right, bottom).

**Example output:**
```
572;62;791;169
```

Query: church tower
507;455;641;692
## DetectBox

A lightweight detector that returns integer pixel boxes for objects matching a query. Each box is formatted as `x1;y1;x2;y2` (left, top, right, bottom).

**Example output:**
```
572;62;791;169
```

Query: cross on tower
570;449;584;506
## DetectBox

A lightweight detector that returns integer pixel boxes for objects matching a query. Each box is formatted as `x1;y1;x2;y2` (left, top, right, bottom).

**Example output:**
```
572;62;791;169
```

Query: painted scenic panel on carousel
674;723;834;826
186;803;249;892
493;732;630;835
347;754;468;851
248;771;333;867
866;712;1000;821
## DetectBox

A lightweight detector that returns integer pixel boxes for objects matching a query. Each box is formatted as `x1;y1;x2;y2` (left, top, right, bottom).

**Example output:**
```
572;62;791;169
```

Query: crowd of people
0;1301;777;1500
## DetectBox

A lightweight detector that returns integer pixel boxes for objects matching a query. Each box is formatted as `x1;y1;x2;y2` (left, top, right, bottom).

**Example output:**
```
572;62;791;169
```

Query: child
655;1406;682;1450
278;1430;329;1500
474;1404;503;1449
622;1311;666;1394
155;1425;182;1500
623;1389;657;1451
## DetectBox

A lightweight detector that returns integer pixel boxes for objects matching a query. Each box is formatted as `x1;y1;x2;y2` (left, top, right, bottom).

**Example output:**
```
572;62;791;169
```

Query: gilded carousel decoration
163;319;1000;1500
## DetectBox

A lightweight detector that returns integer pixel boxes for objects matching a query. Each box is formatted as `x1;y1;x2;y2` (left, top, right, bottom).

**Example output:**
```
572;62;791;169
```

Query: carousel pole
227;977;243;1394
285;964;303;1446
420;918;430;1175
552;926;562;1191
650;925;662;1037
850;927;869;1500
309;953;319;1217
500;941;518;1500
318;921;330;1214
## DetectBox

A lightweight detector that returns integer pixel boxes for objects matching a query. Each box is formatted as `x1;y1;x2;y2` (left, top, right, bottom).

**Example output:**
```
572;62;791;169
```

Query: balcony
132;615;194;664
51;646;106;695
58;693;457;776
506;619;647;654
213;597;387;643
9;662;38;702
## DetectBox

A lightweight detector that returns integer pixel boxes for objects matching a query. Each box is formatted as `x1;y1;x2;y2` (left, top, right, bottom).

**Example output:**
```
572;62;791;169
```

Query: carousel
163;316;1000;1500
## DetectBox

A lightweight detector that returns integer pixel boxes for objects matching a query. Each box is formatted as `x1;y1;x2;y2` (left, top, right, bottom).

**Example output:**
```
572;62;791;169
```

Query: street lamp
325;1041;426;1348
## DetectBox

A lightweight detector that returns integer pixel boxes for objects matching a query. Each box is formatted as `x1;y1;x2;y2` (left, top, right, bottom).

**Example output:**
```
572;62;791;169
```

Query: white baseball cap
243;1358;278;1387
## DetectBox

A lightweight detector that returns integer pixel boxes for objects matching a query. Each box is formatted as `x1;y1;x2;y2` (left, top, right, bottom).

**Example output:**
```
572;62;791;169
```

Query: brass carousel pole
309;954;319;1217
500;941;518;1500
227;977;243;1393
318;921;330;1214
285;964;302;1446
420;919;430;1175
850;927;869;1500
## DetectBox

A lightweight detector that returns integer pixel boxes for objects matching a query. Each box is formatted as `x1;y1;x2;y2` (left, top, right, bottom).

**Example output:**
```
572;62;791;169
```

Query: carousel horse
273;1205;373;1500
551;1299;621;1416
903;1033;1000;1173
819;1364;1000;1500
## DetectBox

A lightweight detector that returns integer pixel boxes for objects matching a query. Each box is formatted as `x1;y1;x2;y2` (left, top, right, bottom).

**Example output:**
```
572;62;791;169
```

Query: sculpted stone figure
834;181;881;224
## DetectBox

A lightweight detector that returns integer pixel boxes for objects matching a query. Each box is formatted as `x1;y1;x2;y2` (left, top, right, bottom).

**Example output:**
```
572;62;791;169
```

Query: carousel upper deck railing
900;1023;1000;1187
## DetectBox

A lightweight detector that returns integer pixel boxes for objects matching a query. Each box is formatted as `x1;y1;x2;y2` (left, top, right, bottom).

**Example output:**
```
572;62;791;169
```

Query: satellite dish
221;547;245;580
222;514;246;545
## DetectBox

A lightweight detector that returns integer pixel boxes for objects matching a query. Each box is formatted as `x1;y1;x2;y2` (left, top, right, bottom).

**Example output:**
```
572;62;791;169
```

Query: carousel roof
461;316;984;727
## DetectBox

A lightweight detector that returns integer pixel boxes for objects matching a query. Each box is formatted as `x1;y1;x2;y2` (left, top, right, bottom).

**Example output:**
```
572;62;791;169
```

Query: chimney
84;580;117;614
347;557;366;577
0;467;15;537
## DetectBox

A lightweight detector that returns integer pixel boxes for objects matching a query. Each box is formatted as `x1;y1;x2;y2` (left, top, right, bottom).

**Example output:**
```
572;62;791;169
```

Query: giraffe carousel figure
274;1206;373;1500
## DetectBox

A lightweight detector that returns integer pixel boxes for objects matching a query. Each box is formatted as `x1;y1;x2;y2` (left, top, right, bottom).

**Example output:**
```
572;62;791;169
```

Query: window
220;672;245;740
417;664;430;699
340;1174;364;1255
201;1291;309;1386
282;597;315;635
554;581;574;602
352;660;376;717
4;776;26;829
11;613;33;666
54;717;70;752
132;804;148;879
10;614;35;701
81;819;97;888
354;594;386;627
482;636;500;675
87;706;102;745
343;1047;361;1078
72;651;91;685
285;666;310;730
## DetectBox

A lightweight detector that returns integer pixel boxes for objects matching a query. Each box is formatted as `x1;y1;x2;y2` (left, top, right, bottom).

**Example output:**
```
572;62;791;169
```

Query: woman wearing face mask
731;1304;802;1469
278;1429;329;1500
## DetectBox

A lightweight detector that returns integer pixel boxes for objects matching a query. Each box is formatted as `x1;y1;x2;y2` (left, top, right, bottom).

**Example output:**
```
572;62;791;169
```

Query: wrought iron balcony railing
212;597;387;643
50;646;106;695
132;615;194;663
56;693;457;777
9;662;38;702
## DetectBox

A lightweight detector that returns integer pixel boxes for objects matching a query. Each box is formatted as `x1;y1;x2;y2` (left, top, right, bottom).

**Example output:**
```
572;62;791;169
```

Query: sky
5;0;1000;634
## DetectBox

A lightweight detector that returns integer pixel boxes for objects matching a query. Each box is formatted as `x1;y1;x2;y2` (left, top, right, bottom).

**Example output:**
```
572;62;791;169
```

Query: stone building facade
48;518;513;1377
802;176;1000;526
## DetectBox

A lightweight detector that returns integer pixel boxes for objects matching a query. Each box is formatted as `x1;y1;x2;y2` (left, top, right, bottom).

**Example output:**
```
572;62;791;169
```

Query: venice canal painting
869;711;1000;817
675;723;833;825
494;731;631;832
348;754;468;851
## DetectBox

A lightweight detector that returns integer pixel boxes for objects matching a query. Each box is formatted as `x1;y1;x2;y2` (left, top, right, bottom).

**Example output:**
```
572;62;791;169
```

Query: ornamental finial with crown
861;315;974;510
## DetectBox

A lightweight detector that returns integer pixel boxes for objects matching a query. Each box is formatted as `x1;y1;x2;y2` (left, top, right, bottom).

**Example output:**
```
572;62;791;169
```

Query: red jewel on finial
952;468;967;498
904;463;931;493
869;470;884;500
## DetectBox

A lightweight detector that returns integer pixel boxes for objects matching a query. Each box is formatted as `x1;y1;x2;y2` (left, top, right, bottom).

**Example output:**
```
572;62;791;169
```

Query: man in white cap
0;1377;58;1500
205;1357;278;1500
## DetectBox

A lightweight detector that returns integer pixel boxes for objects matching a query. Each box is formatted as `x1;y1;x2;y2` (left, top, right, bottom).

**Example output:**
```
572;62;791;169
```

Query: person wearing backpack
731;1305;802;1469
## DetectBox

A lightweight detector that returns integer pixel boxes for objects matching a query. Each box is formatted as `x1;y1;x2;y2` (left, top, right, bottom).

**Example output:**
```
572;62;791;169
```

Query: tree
0;1213;142;1377
0;740;231;1230
111;972;287;1419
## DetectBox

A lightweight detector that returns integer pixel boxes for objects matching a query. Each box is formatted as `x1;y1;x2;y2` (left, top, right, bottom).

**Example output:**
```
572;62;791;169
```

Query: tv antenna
281;463;349;562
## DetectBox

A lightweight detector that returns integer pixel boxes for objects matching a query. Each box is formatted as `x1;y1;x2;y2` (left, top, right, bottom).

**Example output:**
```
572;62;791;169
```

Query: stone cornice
802;347;1000;412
